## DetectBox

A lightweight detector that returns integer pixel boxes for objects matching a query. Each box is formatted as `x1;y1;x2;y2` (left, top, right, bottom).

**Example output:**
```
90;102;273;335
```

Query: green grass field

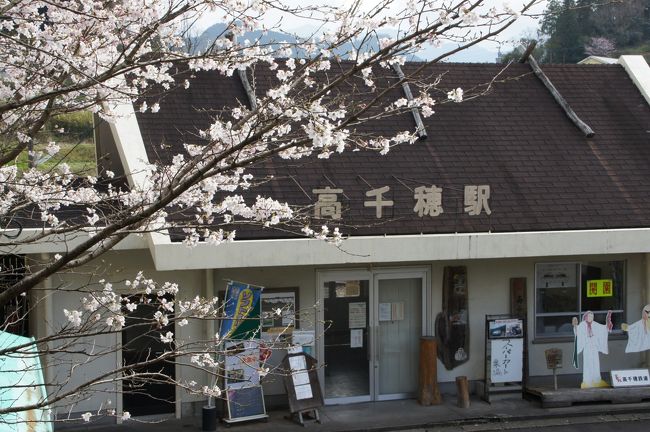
3;111;97;175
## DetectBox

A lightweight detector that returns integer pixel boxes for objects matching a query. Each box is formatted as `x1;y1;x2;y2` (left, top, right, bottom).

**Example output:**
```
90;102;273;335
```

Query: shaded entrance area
321;270;426;404
122;300;176;416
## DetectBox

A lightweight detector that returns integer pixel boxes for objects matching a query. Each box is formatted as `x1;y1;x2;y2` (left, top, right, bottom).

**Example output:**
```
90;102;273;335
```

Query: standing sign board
219;281;268;424
611;369;650;387
482;315;527;402
281;351;323;426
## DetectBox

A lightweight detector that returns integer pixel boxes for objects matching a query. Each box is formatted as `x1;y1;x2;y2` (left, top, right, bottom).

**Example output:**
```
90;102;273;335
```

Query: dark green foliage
500;0;650;64
45;111;94;140
542;0;586;63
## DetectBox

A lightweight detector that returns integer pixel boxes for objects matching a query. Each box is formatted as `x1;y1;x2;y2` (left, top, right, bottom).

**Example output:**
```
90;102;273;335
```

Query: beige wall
35;249;647;416
214;253;646;386
39;249;208;416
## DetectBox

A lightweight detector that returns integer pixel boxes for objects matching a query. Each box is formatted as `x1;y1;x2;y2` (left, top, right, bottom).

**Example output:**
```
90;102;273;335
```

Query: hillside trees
502;0;650;63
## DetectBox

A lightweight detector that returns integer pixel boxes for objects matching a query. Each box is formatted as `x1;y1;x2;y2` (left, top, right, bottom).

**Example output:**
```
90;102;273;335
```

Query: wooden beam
391;63;428;140
518;41;537;63
526;54;595;138
237;68;257;111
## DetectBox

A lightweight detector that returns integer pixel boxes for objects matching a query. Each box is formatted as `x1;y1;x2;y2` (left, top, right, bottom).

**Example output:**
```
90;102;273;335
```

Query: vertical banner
219;281;269;423
219;281;263;340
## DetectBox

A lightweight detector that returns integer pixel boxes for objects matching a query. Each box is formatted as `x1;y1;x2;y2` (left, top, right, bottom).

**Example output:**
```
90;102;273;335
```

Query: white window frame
534;260;626;340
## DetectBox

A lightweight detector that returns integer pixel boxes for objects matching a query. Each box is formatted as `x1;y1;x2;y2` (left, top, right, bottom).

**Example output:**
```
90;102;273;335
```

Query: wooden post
456;376;470;408
418;336;442;405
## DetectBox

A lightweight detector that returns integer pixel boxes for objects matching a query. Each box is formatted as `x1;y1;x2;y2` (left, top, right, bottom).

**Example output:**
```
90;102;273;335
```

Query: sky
194;0;547;62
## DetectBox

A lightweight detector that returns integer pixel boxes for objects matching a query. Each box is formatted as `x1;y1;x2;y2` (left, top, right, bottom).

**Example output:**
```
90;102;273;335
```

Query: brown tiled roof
135;61;650;240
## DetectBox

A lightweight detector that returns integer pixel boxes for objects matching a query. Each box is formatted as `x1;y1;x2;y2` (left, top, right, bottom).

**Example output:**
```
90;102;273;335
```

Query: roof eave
150;228;650;270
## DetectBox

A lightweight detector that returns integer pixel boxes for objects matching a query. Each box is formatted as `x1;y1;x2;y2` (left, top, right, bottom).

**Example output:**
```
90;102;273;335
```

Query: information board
281;353;324;415
482;315;527;402
611;369;650;387
226;385;266;421
490;338;524;383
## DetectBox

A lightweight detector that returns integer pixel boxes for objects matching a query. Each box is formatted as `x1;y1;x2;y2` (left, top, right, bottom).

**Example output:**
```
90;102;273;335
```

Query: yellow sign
586;279;614;297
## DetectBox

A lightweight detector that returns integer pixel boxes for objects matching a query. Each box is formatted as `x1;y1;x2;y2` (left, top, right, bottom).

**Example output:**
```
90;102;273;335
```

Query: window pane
592;311;624;331
581;261;624;312
536;315;576;337
535;260;627;339
536;286;578;313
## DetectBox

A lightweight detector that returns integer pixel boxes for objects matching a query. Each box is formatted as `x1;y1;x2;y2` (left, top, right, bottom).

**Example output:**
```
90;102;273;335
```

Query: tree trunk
418;336;442;405
456;376;470;408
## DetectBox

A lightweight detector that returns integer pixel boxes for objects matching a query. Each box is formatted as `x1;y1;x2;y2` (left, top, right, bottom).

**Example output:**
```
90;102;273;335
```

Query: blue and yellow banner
219;281;263;340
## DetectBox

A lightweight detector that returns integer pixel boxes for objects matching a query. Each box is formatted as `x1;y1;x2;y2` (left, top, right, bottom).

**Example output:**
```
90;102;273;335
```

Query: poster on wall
261;288;298;335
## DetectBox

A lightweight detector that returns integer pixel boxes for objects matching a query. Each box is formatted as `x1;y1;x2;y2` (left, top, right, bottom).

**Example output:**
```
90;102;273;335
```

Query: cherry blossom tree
0;0;538;426
584;36;616;57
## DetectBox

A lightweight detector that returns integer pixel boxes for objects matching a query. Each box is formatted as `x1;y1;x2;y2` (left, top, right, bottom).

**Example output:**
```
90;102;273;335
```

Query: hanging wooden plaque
435;266;469;370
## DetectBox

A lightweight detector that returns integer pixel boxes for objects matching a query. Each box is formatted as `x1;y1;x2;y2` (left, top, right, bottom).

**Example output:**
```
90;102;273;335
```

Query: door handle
375;325;380;368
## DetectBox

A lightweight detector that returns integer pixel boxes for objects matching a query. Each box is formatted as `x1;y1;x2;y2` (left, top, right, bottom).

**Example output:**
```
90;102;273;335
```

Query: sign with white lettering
611;369;650;387
311;184;492;219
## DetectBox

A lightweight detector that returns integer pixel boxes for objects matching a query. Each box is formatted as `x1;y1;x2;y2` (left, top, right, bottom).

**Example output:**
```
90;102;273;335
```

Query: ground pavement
63;392;650;432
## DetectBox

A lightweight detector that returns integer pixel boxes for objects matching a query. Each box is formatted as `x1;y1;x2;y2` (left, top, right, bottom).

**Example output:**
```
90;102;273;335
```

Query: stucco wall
214;253;646;389
35;249;647;417
40;249;208;417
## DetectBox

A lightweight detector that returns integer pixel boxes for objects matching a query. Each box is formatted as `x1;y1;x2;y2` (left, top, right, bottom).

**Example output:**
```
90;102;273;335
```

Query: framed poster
224;340;261;389
225;385;267;423
482;314;528;402
261;287;299;334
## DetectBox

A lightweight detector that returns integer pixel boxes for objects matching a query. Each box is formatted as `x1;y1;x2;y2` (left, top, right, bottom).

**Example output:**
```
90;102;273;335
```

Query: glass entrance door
374;274;424;400
322;275;371;403
319;269;427;404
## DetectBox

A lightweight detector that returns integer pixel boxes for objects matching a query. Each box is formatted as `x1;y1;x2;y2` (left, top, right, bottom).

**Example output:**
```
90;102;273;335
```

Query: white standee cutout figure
621;305;650;353
572;310;613;388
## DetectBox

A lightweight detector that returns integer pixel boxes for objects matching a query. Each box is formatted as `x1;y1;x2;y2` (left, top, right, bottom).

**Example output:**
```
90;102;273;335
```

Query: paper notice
350;329;363;348
379;302;392;321
348;302;367;328
292;371;310;386
289;355;307;371
391;302;404;321
294;383;313;400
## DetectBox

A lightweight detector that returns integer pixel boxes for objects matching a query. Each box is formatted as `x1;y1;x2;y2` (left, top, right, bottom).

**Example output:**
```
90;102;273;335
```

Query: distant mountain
190;23;299;54
192;23;498;63
418;43;499;63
